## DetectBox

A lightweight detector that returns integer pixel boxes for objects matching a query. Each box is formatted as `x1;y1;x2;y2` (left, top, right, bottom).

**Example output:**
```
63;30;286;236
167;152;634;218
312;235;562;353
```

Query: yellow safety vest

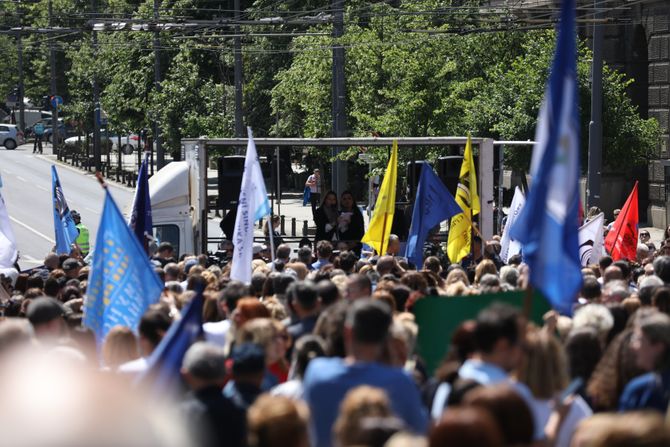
76;223;90;255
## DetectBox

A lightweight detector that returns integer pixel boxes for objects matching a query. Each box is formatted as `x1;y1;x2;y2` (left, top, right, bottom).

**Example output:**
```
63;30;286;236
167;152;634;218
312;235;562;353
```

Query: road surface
0;144;134;267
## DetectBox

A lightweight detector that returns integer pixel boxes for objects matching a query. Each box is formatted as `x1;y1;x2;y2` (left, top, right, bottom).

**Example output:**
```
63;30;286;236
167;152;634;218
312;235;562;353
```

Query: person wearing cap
62;258;82;280
223;343;266;411
26;296;67;341
181;342;246;447
70;210;90;257
305;168;322;219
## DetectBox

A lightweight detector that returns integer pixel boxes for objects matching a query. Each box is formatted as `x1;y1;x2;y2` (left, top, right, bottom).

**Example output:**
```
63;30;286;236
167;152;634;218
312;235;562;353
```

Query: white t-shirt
525;394;592;447
307;174;321;194
203;319;231;347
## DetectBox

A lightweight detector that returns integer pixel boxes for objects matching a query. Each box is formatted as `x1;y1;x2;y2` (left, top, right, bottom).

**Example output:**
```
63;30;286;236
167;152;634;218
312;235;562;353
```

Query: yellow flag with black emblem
362;141;398;255
447;135;480;262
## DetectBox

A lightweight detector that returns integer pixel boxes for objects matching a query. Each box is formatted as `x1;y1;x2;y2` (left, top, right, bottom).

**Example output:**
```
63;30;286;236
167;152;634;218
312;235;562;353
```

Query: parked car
0;124;25;150
42;121;78;143
3;109;52;131
63;131;145;155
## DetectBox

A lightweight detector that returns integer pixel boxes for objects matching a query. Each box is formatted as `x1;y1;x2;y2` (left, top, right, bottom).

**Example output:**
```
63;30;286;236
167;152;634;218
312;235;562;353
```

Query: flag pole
607;181;637;257
268;215;276;270
380;212;388;255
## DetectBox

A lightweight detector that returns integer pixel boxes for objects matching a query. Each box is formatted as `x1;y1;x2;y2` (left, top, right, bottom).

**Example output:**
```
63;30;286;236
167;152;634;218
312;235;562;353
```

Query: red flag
605;182;638;261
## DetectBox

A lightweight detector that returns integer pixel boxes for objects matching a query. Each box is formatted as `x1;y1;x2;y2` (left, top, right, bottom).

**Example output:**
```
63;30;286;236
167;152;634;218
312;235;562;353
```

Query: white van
2;109;52;130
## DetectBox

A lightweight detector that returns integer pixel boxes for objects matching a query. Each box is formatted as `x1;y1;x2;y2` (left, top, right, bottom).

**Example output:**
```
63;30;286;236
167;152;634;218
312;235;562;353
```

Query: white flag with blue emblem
0;192;18;269
230;128;271;284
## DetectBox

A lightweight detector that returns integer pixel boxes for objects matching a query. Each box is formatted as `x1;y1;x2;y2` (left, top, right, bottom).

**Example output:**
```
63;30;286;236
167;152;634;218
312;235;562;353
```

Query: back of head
637;311;670;370
573;412;670;447
287;281;318;312
220;280;251;313
581;276;602;301
346;299;392;346
0;318;34;356
334;385;393;447
138;307;172;348
293;335;326;379
231;343;266;377
474;303;519;354
102;326;139;369
565;328;602;383
247;395;309;447
276;244;292;260
181;341;226;382
26;296;65;328
572;304;614;341
316;280;340;307
517;330;568;399
429;407;503;447
316;240;333;259
653;256;670;283
463;385;534;446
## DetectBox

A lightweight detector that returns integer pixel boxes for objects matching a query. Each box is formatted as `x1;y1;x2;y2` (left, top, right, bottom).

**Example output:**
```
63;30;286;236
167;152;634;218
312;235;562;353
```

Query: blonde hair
573;412;670;447
333;386;392;447
517;330;569;399
474;260;497;285
237;318;277;353
247;394;309;447
263;298;288;321
445;269;469;286
102;326;139;370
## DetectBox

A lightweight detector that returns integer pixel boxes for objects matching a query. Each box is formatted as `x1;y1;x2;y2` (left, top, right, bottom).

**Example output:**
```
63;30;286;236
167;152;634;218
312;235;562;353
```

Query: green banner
414;291;551;375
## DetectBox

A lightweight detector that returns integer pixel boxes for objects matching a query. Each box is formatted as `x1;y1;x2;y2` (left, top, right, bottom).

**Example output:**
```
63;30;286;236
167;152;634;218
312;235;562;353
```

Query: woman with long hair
314;191;339;244
337;190;365;253
619;311;670;412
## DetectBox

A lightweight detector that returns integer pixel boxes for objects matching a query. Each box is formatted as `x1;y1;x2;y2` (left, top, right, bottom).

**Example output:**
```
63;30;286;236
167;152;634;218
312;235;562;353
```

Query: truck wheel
121;144;134;155
4;139;16;150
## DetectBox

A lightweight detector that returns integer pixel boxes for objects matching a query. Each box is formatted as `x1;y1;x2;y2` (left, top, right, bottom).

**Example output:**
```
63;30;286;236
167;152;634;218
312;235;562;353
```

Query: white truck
150;137;497;257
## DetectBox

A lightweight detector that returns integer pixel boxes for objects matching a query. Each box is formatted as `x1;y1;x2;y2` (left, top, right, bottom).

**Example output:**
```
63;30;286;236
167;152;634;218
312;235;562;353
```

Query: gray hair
182;342;227;381
499;266;519;289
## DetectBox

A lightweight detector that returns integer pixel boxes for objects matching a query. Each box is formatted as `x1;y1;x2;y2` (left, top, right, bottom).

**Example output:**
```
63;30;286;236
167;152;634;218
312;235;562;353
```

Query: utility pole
48;0;59;154
153;0;164;168
331;0;347;197
92;0;101;172
587;0;603;209
16;35;25;132
233;0;244;138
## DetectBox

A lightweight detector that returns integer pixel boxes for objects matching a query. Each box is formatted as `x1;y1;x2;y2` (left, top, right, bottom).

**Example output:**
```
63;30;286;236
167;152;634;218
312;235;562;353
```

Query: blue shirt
303;357;428;447
311;258;331;271
619;370;670;413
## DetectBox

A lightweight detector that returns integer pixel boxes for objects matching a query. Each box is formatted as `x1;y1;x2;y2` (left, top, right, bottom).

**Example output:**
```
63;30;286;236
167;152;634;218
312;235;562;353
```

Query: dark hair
138;307;172;348
429;407;503;447
599;255;614;270
565;328;602;383
389;285;412;312
654;256;670;284
613;260;631;280
293;335;326;378
26;274;44;290
288;281;318;311
273;273;297;296
581;276;601;300
219;280;251;313
316;280;340;307
652;287;670;316
320;190;338;207
339;251;357;272
316;240;333;259
43;277;63;298
314;300;349;357
474;303;520;354
346;299;392;345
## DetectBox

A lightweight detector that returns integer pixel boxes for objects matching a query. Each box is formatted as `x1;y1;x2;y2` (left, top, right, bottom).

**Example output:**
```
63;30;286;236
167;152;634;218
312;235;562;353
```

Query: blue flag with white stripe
51;166;79;254
405;164;461;268
84;189;163;343
509;0;582;315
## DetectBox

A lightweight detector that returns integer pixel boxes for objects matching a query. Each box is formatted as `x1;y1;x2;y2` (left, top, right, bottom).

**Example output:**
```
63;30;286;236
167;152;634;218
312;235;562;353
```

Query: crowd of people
4;206;670;447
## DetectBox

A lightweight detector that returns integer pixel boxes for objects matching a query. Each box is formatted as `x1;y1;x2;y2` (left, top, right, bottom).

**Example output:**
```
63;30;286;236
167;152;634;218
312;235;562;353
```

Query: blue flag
84;189;163;343
405;164;462;268
509;0;582;315
128;152;153;255
51;166;79;254
137;287;204;393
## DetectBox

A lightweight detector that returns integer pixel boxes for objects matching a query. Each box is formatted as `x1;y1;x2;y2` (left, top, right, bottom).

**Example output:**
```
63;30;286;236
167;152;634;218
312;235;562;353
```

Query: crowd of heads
4;218;670;447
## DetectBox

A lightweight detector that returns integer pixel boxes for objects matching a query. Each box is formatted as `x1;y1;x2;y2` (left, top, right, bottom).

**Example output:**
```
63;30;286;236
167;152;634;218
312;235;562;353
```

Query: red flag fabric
605;182;639;261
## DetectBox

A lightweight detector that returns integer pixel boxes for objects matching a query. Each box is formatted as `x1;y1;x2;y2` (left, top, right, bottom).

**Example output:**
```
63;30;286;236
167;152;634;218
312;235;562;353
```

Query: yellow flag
362;141;398;255
447;135;480;262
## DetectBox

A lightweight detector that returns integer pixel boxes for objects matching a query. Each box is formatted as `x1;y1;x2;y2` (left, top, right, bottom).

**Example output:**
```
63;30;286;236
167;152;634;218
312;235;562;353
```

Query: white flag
230;128;272;284
578;213;605;267
500;187;525;263
0;193;18;269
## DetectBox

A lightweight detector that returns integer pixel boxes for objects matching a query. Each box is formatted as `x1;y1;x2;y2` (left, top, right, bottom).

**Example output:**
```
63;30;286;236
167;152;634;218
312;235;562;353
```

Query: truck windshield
153;224;180;257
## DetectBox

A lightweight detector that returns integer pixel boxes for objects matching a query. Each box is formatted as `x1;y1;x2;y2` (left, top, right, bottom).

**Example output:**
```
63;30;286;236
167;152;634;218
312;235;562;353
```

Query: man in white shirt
305;168;321;218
